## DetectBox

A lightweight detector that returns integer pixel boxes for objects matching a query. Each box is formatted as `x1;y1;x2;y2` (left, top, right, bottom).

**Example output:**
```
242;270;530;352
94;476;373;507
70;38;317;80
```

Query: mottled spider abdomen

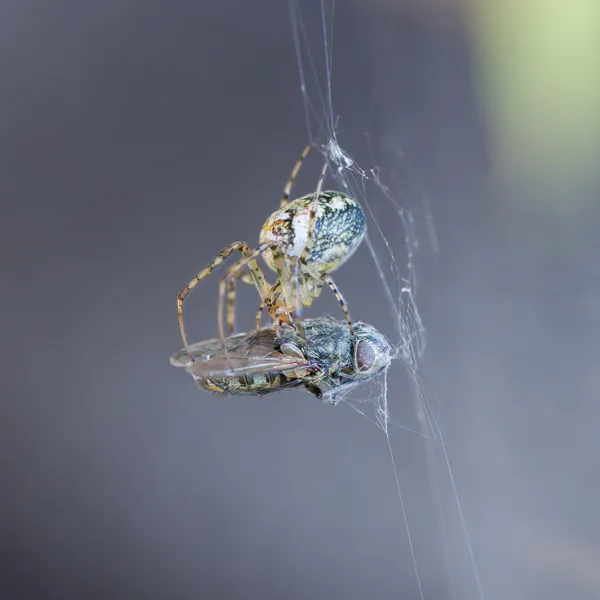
259;191;366;274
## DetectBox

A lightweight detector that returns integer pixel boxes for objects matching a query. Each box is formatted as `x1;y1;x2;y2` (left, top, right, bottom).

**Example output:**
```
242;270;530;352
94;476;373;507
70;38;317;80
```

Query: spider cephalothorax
177;145;366;361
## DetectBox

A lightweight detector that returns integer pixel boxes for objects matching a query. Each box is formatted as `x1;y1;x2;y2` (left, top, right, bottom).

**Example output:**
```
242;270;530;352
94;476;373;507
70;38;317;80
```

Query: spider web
288;2;485;598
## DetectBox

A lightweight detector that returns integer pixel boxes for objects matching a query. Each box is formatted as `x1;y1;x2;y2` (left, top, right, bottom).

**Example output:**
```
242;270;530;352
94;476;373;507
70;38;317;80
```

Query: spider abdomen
259;191;365;274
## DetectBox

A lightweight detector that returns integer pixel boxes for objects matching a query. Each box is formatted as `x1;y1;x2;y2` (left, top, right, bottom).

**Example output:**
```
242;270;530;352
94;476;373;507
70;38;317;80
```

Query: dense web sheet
288;2;485;598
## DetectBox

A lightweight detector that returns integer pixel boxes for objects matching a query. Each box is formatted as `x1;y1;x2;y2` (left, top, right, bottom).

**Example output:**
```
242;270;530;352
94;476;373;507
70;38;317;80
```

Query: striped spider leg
177;242;270;362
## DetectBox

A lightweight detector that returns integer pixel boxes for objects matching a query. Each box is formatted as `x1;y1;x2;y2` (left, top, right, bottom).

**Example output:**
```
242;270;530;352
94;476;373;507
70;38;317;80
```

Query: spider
177;145;366;362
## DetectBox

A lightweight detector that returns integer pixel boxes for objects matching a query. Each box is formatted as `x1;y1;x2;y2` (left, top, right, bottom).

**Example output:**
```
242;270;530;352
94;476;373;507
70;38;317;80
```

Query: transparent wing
185;354;313;378
170;332;250;368
170;327;315;378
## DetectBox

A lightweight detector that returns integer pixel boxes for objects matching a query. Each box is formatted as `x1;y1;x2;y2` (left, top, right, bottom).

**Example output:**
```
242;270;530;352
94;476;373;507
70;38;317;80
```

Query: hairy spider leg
280;144;311;207
177;242;269;361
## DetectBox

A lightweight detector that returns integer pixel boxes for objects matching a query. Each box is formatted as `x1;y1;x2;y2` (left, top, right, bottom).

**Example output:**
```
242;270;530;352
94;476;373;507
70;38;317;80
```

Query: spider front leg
177;242;269;361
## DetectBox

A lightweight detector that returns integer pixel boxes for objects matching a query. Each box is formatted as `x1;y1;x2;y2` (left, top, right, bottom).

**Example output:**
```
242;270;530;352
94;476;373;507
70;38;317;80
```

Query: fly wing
185;354;313;379
170;332;249;368
171;327;316;378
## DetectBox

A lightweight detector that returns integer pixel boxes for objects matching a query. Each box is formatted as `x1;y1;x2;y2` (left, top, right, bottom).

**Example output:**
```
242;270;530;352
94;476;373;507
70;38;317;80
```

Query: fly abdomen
197;371;293;395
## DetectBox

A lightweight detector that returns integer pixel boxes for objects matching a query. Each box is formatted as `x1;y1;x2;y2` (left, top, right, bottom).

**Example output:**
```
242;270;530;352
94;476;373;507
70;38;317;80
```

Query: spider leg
290;257;305;338
322;273;354;334
177;242;269;361
218;242;276;351
255;281;282;333
280;144;311;207
226;280;236;335
228;271;267;334
238;272;257;285
269;255;307;337
255;303;265;333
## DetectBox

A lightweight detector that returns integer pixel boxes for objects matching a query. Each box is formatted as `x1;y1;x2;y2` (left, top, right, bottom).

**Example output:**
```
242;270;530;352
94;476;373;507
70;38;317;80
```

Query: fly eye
355;340;376;372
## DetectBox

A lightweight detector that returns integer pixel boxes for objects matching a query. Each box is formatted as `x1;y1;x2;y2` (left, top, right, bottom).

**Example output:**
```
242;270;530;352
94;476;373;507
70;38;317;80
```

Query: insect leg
177;242;269;361
322;273;354;334
281;144;311;207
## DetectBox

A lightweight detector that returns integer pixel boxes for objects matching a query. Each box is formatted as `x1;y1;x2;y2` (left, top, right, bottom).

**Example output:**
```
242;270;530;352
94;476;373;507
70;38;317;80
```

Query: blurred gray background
2;1;599;599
